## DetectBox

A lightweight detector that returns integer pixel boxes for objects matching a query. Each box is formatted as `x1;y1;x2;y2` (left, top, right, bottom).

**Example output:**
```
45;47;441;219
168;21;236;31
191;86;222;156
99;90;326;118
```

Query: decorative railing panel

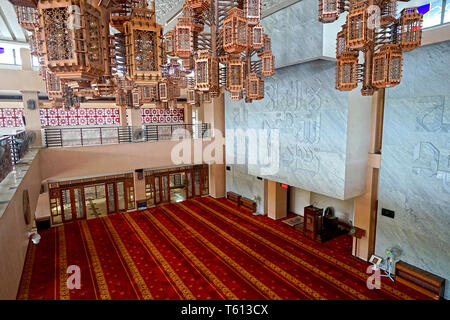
43;123;210;148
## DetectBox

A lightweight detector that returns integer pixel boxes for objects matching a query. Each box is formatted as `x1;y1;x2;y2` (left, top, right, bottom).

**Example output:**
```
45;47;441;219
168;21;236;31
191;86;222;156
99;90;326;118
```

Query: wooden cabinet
303;205;323;241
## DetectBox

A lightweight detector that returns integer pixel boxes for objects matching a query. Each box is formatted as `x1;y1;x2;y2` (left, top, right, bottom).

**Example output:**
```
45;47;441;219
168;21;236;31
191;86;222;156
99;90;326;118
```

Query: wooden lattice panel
159;80;176;102
110;0;145;32
250;24;264;49
45;70;64;99
202;91;212;103
336;26;347;58
194;51;219;93
335;51;358;91
164;30;175;56
244;0;261;26
399;8;423;51
124;7;163;85
175;19;195;58
8;0;37;8
230;90;243;101
245;73;264;100
39;0;108;82
372;44;402;89
319;0;342;23
223;8;249;53
263;34;271;52
346;3;372;50
187;89;199;105
14;5;39;31
260;51;275;77
140;85;159;103
186;0;210;11
132;87;142;108
226;55;244;92
115;89;128;107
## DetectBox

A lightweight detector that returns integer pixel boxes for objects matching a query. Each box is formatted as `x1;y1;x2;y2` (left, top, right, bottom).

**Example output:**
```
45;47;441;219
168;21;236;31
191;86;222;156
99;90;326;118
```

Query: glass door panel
107;183;116;213
126;183;135;210
117;182;125;211
74;188;85;219
50;196;62;225
194;171;201;196
155;176;161;204
84;184;107;219
170;172;186;203
161;175;169;203
61;189;73;222
201;169;209;196
146;177;155;207
186;171;193;198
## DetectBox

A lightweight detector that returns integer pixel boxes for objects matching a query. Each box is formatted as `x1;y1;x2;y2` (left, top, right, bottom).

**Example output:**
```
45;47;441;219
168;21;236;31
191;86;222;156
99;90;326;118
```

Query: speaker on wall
135;169;144;180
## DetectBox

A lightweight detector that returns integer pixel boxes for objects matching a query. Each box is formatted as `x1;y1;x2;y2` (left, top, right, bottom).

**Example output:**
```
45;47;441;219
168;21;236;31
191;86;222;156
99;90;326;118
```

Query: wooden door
106;182;117;214
61;187;85;222
186;170;194;199
160;174;170;204
146;176;155;207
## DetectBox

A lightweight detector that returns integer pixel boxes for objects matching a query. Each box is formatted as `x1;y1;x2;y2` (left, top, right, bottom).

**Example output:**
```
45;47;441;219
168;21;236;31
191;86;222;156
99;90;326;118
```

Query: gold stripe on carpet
143;210;238;300
192;199;368;300
123;213;195;300
80;221;111;300
208;197;414;300
177;202;326;300
58;226;70;300
102;217;153;300
16;240;36;300
160;206;282;300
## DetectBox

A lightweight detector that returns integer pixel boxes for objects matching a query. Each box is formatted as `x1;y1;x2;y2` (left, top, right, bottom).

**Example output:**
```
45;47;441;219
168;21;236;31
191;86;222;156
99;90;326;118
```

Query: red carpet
17;197;430;300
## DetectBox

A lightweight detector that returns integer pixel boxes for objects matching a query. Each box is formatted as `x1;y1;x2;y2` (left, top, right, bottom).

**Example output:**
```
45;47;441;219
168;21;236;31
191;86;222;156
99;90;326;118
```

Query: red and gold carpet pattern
17;197;430;300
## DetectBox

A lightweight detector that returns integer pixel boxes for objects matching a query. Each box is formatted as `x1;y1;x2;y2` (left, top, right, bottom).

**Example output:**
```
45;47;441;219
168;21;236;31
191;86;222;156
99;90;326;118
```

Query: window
408;0;450;28
0;43;18;65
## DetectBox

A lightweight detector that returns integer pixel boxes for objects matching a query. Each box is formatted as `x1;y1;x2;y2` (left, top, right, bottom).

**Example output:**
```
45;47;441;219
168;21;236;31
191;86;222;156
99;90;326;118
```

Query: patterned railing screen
40;108;121;126
140;108;184;124
0;107;186;128
0;108;24;127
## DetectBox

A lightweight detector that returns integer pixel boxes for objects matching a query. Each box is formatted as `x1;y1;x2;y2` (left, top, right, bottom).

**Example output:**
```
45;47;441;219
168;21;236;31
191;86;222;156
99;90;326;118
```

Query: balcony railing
0;136;13;183
43;123;210;148
8;130;30;164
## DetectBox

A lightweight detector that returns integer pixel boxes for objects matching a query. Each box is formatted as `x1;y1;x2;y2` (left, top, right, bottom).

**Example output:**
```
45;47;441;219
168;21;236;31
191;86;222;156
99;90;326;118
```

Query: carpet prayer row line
17;197;429;300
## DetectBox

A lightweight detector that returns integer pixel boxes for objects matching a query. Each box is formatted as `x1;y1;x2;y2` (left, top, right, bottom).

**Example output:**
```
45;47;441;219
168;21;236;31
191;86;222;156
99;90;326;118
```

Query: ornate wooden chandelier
164;0;275;103
9;0;180;108
318;0;423;95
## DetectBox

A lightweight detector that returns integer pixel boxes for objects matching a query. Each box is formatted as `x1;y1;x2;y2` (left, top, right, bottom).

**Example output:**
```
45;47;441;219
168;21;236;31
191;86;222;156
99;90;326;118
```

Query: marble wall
376;40;450;299
261;0;323;68
225;165;265;214
225;58;371;200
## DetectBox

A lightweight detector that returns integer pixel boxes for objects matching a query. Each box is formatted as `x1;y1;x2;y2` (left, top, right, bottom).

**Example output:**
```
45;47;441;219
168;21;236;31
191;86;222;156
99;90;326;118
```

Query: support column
119;106;127;126
353;89;385;261
127;108;143;141
20;48;42;146
127;108;142;127
183;103;192;124
133;169;146;209
267;180;287;220
204;91;225;198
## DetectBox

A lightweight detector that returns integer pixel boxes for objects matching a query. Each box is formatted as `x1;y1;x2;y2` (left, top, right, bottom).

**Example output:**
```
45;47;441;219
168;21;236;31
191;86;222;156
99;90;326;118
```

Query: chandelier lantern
317;0;424;95
223;8;249;53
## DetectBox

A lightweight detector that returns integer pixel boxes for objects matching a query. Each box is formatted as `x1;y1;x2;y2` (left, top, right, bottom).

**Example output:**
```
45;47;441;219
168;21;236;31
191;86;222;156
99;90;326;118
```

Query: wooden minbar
303;205;323;241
